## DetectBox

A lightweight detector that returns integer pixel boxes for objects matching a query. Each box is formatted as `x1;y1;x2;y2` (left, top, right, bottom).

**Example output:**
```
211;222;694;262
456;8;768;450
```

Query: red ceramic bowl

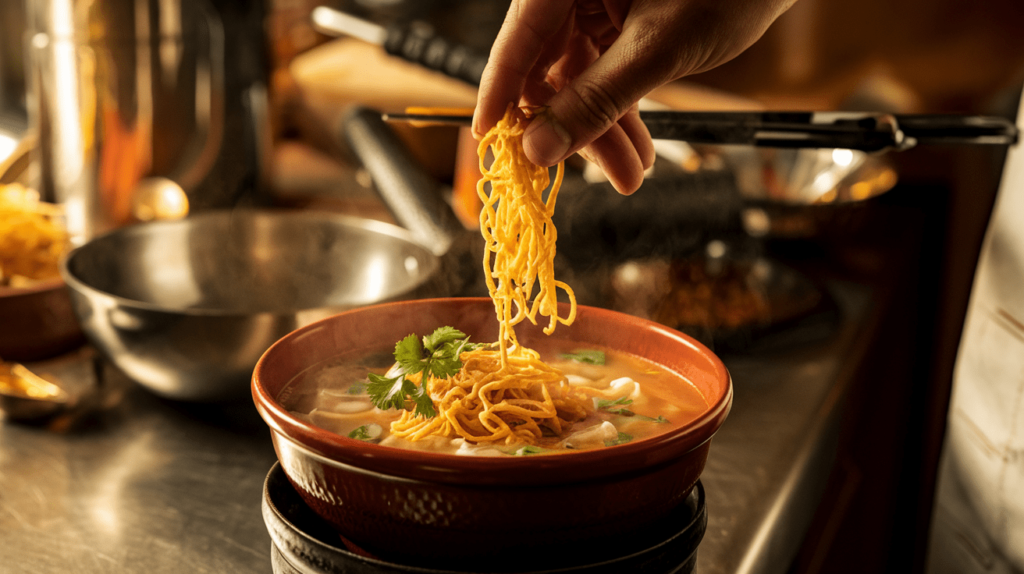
252;297;731;567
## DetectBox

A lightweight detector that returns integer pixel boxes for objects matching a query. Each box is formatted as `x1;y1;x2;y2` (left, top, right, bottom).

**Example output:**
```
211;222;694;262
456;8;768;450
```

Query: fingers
521;0;796;168
523;22;678;168
523;105;652;195
580;124;647;196
472;0;576;139
618;106;656;171
477;0;798;194
580;106;653;196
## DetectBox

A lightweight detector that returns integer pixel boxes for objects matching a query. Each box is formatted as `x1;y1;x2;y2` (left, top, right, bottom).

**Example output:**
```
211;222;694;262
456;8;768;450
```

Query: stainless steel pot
27;0;271;244
61;210;443;401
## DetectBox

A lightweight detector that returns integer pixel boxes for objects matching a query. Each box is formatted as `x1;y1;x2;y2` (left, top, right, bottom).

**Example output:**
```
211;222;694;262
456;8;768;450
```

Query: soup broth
278;341;708;457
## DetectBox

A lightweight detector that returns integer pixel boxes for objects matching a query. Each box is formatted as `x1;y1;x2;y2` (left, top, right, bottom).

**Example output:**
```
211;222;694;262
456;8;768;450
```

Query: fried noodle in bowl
386;105;586;449
253;108;733;568
0;183;68;288
0;183;82;361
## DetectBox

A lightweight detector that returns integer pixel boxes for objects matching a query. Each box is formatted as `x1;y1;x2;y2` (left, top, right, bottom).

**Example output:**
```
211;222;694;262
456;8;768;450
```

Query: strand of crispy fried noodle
389;105;585;447
475;105;576;366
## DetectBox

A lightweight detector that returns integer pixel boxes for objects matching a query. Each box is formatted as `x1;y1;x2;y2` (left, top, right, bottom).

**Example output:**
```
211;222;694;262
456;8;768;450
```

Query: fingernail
524;116;571;166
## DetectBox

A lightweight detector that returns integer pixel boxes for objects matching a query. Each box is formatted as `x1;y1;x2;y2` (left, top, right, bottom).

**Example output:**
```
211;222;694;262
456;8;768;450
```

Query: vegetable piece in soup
279;342;707;457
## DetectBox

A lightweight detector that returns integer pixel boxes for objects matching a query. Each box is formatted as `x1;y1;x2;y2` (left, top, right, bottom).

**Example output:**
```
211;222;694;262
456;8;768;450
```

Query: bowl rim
59;209;441;318
253;297;733;487
0;277;66;297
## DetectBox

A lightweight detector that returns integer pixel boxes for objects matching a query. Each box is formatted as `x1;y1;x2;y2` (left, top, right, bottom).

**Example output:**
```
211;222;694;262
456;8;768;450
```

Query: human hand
473;0;797;194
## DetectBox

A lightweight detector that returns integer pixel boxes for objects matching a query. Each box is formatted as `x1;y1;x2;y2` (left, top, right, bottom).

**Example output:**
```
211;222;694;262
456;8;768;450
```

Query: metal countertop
697;281;871;574
0;282;871;574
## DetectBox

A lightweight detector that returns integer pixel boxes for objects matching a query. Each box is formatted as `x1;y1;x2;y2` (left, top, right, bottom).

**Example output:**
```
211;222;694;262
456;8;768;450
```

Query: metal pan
61;210;455;401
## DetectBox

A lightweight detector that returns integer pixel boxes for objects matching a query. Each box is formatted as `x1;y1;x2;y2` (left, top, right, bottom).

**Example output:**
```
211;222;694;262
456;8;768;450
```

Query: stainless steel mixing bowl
60;210;442;401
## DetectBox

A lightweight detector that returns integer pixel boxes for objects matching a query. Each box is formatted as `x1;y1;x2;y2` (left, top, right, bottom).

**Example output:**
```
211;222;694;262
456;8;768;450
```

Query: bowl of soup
252;297;731;568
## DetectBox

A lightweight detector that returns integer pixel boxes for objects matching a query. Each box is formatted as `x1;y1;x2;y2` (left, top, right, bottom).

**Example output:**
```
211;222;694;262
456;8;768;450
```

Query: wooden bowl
0;278;84;361
252;297;731;568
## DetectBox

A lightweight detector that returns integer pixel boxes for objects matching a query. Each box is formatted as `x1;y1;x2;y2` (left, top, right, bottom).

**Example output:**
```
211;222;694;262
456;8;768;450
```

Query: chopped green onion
559;349;606;365
512;445;551;456
347;423;383;442
605;432;633;447
595;396;669;423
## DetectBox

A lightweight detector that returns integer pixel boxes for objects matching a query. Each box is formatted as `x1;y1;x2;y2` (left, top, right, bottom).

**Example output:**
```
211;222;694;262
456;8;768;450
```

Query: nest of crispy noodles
0;183;69;288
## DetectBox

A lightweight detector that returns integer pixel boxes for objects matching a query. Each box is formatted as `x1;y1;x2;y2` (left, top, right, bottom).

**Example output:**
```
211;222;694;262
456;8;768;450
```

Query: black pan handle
641;111;910;152
342;106;465;257
381;21;488;87
312;6;487;86
641;110;1018;150
895;114;1019;146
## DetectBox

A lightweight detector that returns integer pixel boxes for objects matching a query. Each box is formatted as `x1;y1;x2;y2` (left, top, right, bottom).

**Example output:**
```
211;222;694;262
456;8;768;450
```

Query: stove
262;462;707;574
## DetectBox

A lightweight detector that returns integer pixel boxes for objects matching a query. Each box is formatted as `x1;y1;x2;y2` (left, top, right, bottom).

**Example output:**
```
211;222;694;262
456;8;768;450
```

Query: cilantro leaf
409;383;437;418
366;372;438;418
595;396;669;423
595;396;635;414
347;381;366;395
513;445;551;456
595;396;632;409
367;372;437;418
394;334;427;374
426;341;465;378
366;373;411;411
423;327;468;353
348;423;382;442
365;327;479;419
560;349;606;365
605;432;633;447
427;335;481;379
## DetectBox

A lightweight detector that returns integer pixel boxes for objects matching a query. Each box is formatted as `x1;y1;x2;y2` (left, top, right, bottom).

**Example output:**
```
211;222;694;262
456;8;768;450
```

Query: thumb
520;30;669;167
